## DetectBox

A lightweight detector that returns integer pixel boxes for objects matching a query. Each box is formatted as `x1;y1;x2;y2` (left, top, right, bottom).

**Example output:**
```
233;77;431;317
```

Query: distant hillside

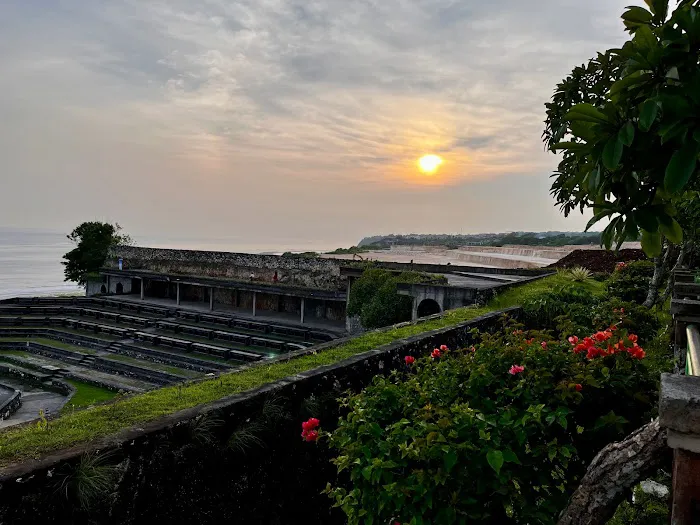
358;232;604;249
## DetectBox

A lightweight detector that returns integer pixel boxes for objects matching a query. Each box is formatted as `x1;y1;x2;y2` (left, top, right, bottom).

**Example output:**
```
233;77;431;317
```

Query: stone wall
0;308;519;525
109;246;345;290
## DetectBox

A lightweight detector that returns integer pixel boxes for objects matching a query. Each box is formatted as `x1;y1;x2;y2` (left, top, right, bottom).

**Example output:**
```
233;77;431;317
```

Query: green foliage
567;267;593;282
347;268;447;329
326;325;659;525
544;0;700;255
606;260;655;303
55;452;118;509
62;222;131;286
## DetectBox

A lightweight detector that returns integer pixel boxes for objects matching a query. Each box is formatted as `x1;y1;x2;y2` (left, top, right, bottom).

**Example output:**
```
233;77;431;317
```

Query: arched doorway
116;282;124;295
100;285;107;294
417;299;441;318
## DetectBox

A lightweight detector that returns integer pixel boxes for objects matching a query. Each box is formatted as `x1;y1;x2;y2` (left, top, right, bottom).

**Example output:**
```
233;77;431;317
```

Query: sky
0;0;634;249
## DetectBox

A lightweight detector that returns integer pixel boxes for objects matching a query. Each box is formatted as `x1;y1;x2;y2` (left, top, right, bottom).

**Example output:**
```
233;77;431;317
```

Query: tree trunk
660;241;688;305
557;418;667;525
644;243;674;308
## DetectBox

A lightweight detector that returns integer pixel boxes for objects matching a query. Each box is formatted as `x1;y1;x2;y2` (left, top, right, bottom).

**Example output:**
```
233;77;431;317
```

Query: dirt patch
549;249;648;273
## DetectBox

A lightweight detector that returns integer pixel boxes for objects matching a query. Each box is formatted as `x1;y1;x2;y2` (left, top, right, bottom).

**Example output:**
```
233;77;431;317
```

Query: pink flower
301;418;320;432
541;341;548;349
568;336;579;345
302;430;319;442
439;344;448;351
431;348;441;359
404;356;415;365
509;364;525;375
468;346;476;353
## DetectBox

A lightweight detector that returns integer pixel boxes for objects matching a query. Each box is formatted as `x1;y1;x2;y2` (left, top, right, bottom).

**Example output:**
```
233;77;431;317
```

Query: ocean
0;228;83;300
0;228;345;300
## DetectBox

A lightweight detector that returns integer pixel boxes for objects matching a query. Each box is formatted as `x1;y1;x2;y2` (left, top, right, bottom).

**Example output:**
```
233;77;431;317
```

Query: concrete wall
0;309;519;525
109;246;344;290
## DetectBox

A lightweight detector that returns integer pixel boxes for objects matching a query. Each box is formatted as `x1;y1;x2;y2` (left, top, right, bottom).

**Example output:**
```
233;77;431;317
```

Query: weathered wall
0;308;519;525
109;246;345;290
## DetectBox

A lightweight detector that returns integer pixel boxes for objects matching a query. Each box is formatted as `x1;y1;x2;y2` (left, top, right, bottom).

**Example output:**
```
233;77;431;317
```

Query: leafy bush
347;269;448;329
606;260;655;304
522;283;599;330
326;324;658;525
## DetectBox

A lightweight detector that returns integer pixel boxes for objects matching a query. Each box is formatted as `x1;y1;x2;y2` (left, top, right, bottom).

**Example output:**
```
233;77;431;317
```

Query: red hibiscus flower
575;384;583;392
404;356;415;365
439;344;448;351
431;348;441;359
628;334;638;344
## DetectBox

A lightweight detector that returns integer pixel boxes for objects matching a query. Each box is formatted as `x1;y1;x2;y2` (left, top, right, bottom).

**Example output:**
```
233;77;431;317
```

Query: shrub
567;267;593;282
522;283;599;330
606;260;655;304
326;324;658;525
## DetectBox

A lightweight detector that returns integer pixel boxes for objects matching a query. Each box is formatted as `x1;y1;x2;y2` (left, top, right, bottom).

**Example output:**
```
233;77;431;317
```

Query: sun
418;154;443;174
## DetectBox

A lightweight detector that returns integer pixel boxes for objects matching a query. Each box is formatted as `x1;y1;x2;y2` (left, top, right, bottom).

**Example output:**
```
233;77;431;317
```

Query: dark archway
417;298;441;318
100;285;107;294
116;282;124;294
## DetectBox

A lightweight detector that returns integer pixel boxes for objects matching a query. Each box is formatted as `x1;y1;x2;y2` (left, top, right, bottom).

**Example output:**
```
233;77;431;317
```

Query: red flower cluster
431;348;441;359
571;330;645;360
404;355;415;365
616;262;627;271
301;418;320;442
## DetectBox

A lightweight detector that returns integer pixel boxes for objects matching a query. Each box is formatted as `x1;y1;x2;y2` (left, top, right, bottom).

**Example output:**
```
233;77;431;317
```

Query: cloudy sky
0;0;633;249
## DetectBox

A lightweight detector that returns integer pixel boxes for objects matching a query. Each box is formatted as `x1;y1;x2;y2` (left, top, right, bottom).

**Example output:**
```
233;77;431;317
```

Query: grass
0;275;565;466
0;337;95;355
104;354;201;379
62;380;119;414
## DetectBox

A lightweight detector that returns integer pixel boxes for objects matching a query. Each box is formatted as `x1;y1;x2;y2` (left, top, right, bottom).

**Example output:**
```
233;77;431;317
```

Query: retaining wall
0;308;519;525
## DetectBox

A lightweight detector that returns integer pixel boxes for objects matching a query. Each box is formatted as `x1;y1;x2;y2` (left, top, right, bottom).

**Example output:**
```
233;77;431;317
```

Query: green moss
0;275;564;465
104;354;201;378
62;380;119;413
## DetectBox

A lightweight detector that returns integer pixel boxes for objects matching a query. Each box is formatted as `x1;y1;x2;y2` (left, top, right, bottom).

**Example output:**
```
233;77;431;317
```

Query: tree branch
557;418;667;525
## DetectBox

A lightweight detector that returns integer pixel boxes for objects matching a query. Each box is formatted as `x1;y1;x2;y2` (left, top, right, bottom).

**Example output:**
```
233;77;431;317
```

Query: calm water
0;228;83;300
0;228;344;300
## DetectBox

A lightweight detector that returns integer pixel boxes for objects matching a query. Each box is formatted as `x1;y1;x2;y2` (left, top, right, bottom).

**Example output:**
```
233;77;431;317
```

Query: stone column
252;291;257;317
140;278;145;300
176;282;180;306
411;296;418;322
106;275;111;294
660;373;700;524
300;298;305;324
209;287;214;311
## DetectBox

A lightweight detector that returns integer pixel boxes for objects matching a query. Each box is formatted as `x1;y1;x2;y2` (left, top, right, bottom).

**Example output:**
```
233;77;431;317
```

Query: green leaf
634;25;658;50
564;103;609;124
619;122;635;146
551;142;589;152
693;129;700;143
585;209;612;231
633;208;659;232
609;73;652;97
641;229;663;257
665;141;700;193
486;450;504;475
622;6;653;24
659;217;684;244
444;450;458;473
602;136;624;170
588;166;602;194
639;99;658;132
502;449;522;465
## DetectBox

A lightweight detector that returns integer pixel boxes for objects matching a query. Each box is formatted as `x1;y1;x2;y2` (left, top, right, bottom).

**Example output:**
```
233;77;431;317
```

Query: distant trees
62;222;131;285
347;269;414;329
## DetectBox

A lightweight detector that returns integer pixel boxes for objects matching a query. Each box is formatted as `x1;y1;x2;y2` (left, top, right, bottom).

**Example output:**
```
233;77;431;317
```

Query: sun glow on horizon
418;154;443;174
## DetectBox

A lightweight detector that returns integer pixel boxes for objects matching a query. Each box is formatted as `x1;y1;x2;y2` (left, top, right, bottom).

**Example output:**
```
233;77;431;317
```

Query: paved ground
0;377;69;429
111;295;346;333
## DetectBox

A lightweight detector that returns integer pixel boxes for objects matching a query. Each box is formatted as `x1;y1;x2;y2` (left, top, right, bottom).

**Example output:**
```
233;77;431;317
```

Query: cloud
0;0;633;241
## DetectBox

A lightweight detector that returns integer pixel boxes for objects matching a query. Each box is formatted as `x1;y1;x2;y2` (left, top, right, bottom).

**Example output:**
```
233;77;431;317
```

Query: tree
545;0;700;305
62;222;131;286
346;268;413;329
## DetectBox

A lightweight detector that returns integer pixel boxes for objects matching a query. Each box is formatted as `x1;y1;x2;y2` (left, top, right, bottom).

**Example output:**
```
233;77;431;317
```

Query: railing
686;324;700;377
